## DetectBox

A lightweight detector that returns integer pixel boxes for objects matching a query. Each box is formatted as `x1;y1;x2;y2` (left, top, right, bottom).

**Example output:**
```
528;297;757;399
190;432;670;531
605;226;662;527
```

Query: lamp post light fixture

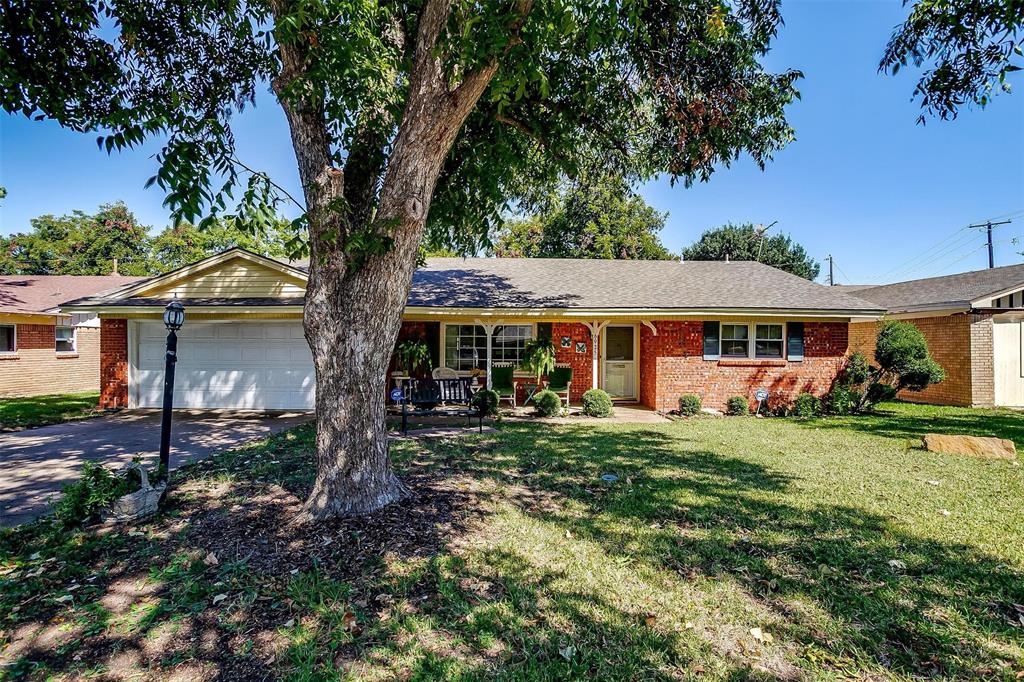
158;300;185;479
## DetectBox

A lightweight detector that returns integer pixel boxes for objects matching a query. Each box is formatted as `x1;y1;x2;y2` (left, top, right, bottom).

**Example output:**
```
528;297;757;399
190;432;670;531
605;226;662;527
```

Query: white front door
602;325;636;400
994;318;1024;407
132;321;315;409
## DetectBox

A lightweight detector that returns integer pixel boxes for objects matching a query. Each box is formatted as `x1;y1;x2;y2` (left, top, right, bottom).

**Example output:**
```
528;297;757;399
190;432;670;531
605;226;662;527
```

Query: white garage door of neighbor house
994;319;1024;407
133;321;315;409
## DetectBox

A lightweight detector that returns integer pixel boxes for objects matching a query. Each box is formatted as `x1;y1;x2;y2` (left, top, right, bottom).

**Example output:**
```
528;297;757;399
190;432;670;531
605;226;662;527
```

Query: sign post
754;388;769;416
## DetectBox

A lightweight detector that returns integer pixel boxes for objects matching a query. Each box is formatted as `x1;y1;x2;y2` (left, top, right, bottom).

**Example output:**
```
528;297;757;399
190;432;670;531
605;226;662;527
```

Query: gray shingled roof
62;254;883;313
408;258;881;312
846;263;1024;312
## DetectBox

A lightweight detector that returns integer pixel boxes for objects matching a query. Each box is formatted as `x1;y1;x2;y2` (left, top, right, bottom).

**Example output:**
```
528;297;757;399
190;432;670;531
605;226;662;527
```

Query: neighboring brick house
0;275;143;398
63;248;882;412
844;263;1024;408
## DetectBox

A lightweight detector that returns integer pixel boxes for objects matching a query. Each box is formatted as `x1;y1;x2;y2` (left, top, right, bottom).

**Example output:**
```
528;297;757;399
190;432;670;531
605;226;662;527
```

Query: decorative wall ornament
575;342;587;354
560;335;572;349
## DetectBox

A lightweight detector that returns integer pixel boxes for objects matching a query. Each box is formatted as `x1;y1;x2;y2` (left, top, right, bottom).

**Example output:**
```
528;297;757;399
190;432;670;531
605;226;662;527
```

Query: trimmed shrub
678;394;702;416
791;392;822;418
471;389;500;416
533;389;563;417
725;396;749;416
824;384;859;416
56;461;135;528
582;389;614;417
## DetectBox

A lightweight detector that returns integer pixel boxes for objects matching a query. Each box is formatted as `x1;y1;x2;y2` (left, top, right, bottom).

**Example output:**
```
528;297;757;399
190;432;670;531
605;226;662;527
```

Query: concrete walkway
508;403;671;424
0;410;311;527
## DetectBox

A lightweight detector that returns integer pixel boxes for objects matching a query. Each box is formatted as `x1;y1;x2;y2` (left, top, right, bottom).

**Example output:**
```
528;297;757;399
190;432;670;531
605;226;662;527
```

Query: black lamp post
159;300;185;479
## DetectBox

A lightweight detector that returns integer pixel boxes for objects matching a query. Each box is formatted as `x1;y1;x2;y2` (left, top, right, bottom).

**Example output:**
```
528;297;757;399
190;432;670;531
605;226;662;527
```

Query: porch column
474;318;500;390
583;321;610;390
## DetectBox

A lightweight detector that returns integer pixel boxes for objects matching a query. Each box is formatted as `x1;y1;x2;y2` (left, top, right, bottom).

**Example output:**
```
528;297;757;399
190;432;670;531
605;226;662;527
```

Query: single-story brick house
845;263;1024;408
61;248;882;412
0;274;144;397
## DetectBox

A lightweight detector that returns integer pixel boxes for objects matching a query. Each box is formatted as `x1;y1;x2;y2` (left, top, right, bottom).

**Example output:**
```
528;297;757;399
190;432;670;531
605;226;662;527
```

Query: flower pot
104;463;167;523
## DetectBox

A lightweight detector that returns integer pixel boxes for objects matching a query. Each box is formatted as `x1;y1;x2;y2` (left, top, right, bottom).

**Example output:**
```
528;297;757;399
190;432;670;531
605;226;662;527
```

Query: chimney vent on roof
111;258;119;276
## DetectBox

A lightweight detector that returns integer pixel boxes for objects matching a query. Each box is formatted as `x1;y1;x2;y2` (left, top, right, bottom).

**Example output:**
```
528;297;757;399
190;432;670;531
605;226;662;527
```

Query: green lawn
1;403;1022;680
0;392;102;432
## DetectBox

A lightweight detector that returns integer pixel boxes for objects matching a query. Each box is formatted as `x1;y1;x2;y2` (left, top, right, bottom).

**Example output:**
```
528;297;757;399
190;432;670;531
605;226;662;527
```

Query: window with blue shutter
702;321;720;360
787;322;804;361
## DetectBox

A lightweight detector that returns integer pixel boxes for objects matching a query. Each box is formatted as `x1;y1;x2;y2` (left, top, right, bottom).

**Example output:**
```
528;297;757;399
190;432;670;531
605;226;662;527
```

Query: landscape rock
922;434;1016;460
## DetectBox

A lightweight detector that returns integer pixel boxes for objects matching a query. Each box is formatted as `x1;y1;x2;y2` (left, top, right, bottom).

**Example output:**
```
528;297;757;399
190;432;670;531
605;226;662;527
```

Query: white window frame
0;324;15;354
440;322;536;374
717;321;789;360
55;325;77;354
720;323;750;358
754;323;785;359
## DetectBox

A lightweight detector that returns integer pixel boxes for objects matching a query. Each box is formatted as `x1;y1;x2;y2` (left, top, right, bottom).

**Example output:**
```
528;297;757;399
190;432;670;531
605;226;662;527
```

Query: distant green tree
681;223;820;280
148;219;294;273
0;202;150;275
882;0;1023;122
494;177;675;260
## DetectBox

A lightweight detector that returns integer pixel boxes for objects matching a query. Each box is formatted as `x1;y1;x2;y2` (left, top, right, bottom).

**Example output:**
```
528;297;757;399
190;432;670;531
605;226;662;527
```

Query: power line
870;225;973;283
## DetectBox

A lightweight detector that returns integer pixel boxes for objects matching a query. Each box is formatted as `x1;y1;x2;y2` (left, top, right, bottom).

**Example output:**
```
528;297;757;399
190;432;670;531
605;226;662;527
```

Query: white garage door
133;321;315;409
994;319;1024;407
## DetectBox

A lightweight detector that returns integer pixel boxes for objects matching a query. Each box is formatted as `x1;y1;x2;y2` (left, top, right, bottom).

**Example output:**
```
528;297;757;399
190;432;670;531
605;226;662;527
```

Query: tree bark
269;0;531;518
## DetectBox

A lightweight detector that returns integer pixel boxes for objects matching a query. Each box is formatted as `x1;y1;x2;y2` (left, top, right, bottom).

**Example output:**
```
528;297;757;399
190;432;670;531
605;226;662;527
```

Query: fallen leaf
204;552;219;566
29;552;40;560
342;611;361;635
558;644;576;661
284;619;295;628
887;559;907;571
565;530;573;539
684;621;695;629
54;595;73;604
926;480;940;486
939;509;951;517
644;613;657;627
750;627;773;643
212;593;228;605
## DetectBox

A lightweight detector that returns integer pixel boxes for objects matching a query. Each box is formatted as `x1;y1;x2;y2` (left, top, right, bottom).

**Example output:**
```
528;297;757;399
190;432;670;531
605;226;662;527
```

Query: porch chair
432;366;459;380
546;366;573;408
491;365;517;408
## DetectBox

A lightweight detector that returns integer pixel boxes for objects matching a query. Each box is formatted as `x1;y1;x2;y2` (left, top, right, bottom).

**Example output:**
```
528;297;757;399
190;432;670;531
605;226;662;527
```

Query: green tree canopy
0;202;151;276
681;223;820;280
882;0;1023;122
492;177;675;260
148;219;295;273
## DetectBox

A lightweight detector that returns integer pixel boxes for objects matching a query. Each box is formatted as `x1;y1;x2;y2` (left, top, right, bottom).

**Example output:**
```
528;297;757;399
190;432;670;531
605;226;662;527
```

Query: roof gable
125;249;308;300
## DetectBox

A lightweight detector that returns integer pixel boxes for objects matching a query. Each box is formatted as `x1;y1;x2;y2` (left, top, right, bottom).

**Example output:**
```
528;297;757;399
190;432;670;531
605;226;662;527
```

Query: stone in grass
922;434;1016;460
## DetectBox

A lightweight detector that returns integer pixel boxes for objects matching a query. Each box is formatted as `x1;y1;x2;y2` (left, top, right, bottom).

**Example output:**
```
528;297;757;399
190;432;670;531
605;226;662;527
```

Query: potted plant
393;339;432;379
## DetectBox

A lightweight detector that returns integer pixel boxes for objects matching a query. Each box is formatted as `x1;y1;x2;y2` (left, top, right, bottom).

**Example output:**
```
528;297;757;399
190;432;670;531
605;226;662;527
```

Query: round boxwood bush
471;388;500;416
678;394;702;416
533;389;563;417
791;392;822;418
725;396;750;416
582;388;614;417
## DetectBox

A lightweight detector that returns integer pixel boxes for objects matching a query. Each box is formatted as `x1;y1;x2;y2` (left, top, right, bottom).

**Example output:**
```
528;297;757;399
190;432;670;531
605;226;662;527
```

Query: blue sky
1;0;1021;285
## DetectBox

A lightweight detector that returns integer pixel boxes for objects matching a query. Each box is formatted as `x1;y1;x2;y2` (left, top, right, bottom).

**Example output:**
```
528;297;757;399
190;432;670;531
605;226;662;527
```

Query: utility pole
968;219;1013;268
826;254;834;286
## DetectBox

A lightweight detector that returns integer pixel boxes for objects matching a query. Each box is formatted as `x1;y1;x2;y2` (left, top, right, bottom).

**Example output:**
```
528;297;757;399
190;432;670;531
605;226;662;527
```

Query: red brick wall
640;321;849;412
13;324;55;350
99;318;129;409
552;322;593;402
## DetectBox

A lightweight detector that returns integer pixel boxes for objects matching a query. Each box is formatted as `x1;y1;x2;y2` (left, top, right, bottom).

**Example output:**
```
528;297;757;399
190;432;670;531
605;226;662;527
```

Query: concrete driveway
0;410;312;527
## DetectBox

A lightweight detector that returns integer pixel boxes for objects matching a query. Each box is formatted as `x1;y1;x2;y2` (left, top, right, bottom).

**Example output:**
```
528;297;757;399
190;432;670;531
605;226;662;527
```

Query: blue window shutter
787;322;804;361
702;321;720;360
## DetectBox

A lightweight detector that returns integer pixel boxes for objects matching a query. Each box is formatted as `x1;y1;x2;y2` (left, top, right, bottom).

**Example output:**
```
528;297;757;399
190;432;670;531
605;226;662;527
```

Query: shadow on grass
2;420;1021;679
410;423;1024;678
0;392;101;432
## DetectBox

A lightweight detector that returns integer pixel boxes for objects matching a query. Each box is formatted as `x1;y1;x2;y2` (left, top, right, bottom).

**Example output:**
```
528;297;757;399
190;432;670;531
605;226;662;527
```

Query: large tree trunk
269;0;526;519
